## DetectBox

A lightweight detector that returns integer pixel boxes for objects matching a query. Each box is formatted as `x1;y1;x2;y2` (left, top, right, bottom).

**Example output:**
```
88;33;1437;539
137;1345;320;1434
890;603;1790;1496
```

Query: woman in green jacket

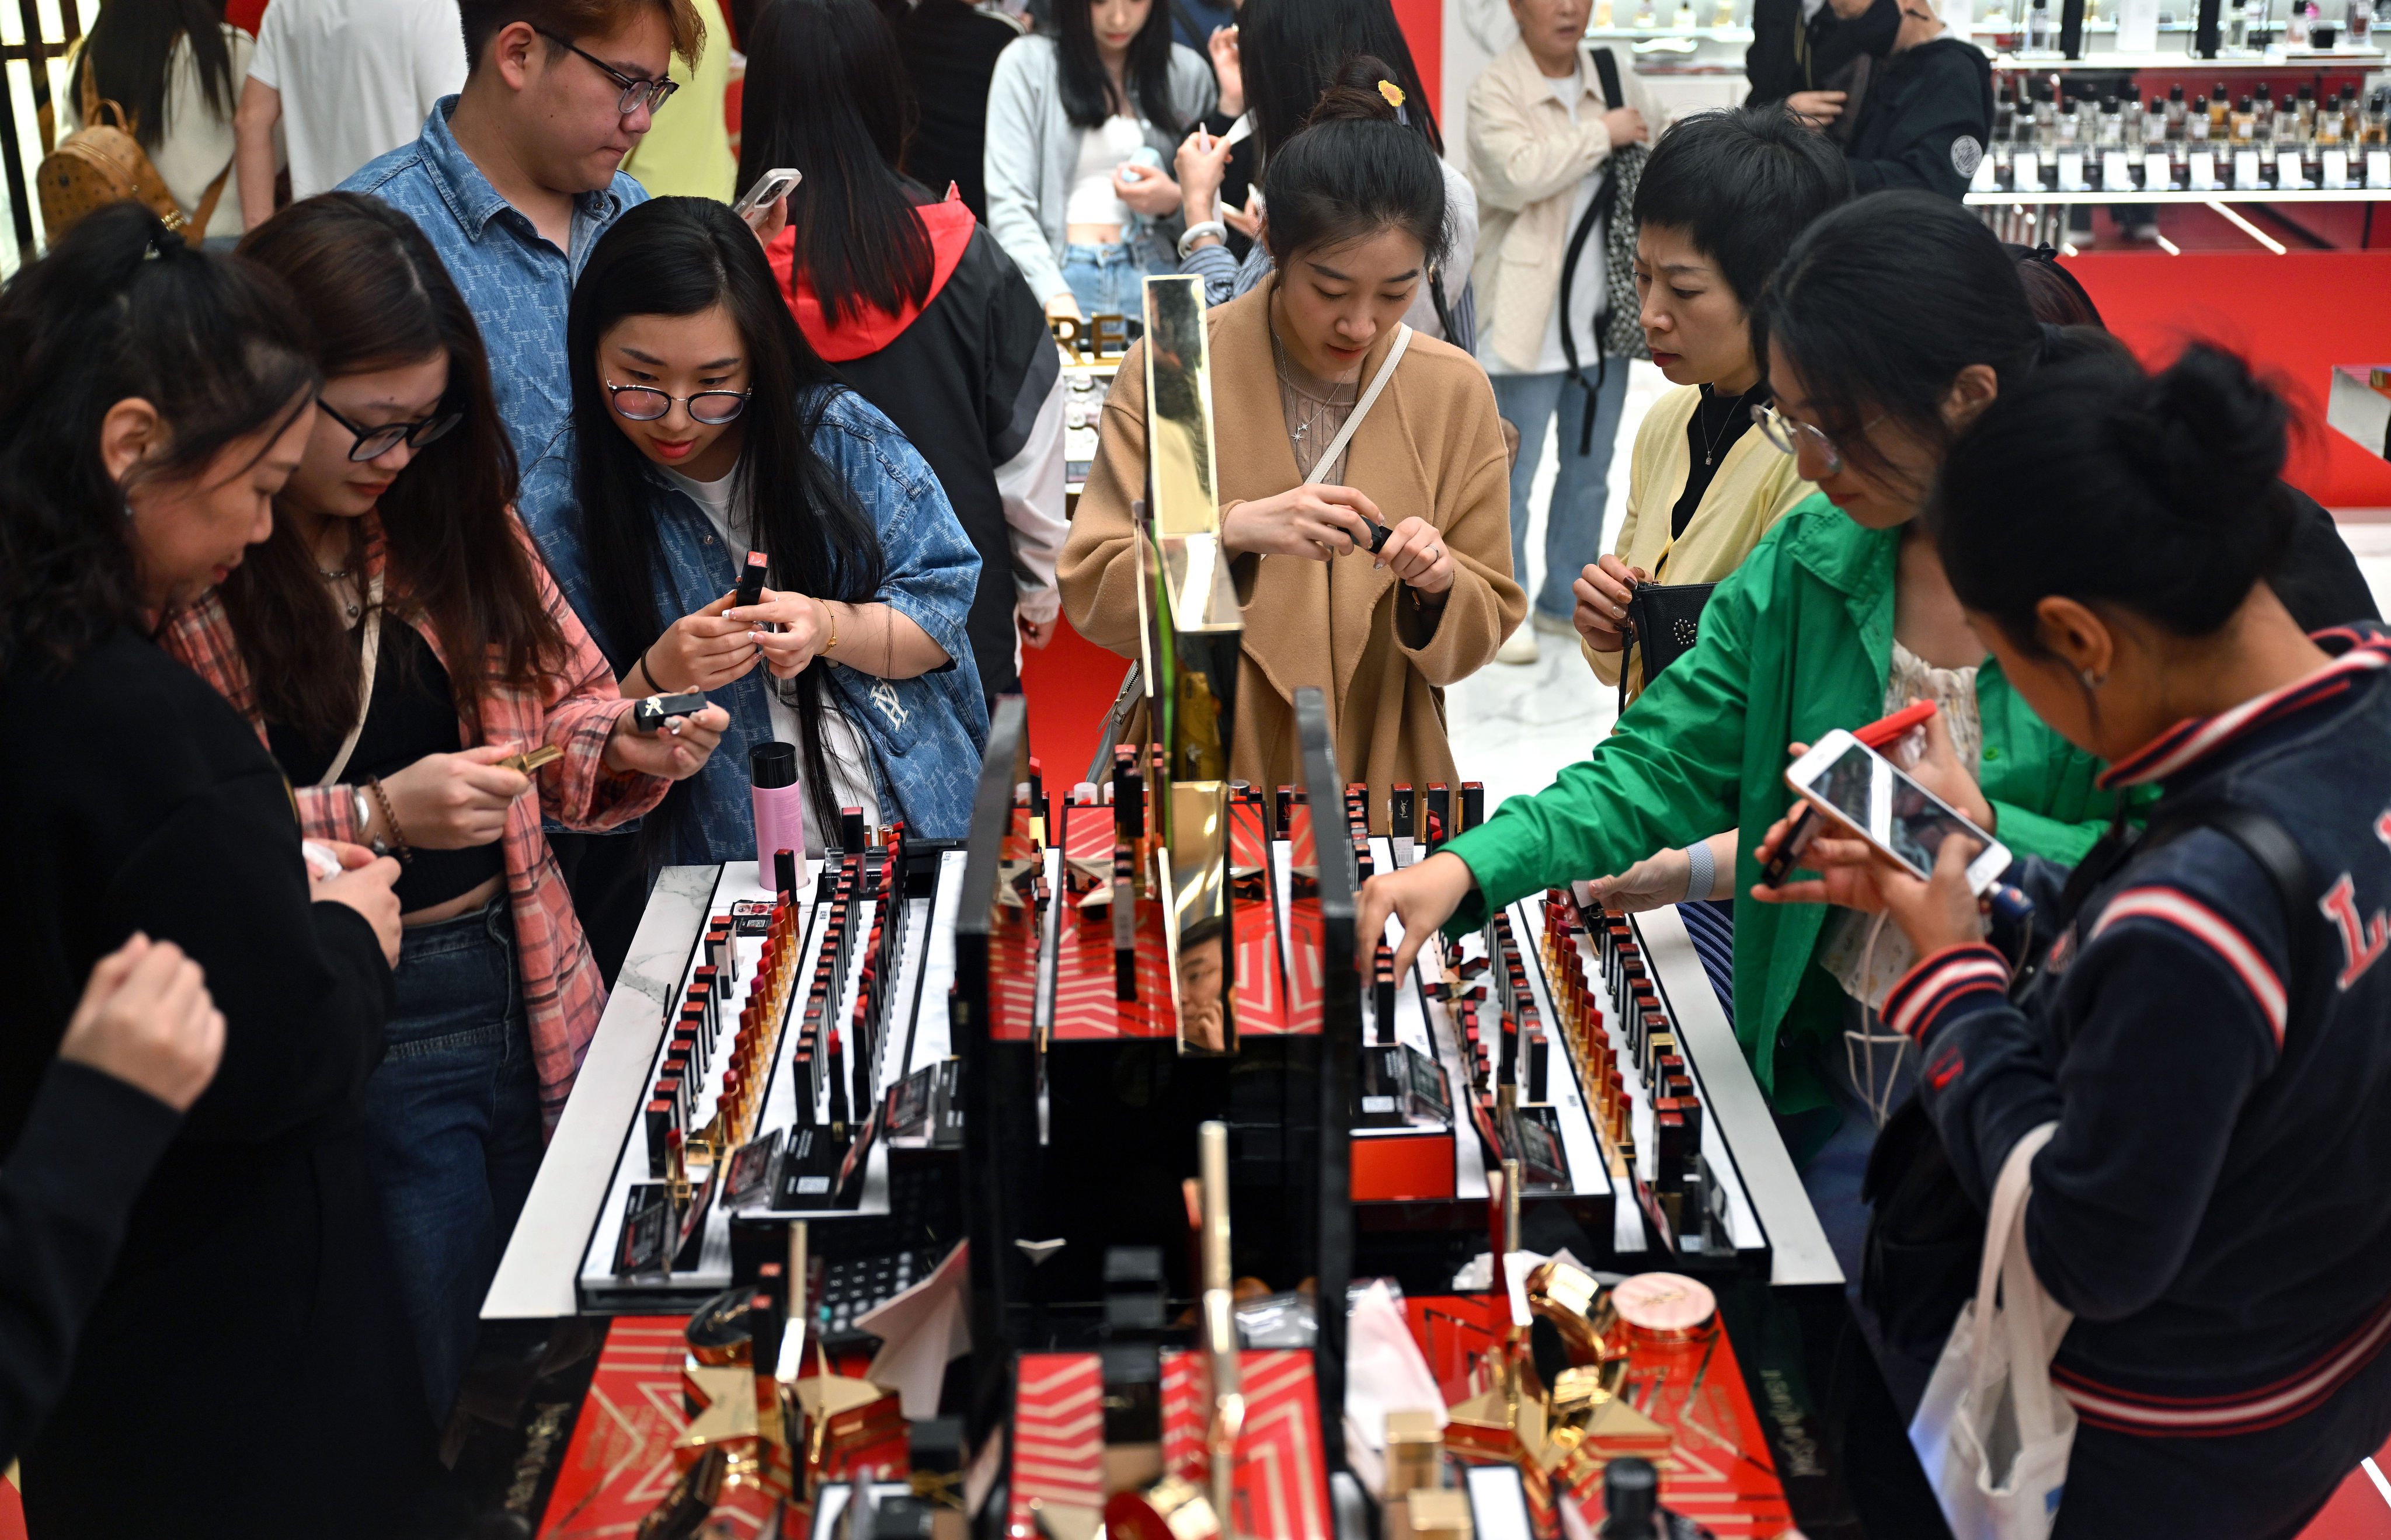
1358;194;2126;1201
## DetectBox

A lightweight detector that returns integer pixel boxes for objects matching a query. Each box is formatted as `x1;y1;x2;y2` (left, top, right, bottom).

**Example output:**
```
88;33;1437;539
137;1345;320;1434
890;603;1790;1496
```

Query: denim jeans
1490;365;1633;623
363;896;544;1426
1060;239;1153;319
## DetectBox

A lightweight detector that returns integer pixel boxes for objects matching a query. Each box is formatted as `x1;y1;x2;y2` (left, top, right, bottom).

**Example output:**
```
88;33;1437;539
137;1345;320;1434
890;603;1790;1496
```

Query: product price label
2234;149;2265;189
2276;149;2307;189
2369;149;2391;188
2014;151;2043;191
2103;151;2136;190
2323;148;2351;187
2143;151;2174;190
2057;149;2089;190
2188;149;2218;189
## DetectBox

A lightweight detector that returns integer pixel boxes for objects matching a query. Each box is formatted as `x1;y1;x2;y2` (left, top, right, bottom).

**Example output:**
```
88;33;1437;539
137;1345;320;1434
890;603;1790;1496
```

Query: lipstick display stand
483;274;1945;1539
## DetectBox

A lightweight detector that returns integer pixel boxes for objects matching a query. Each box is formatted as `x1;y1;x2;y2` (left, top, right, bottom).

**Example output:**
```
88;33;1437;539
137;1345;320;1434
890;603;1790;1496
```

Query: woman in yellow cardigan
1573;106;1847;699
1572;105;1846;916
1061;63;1524;829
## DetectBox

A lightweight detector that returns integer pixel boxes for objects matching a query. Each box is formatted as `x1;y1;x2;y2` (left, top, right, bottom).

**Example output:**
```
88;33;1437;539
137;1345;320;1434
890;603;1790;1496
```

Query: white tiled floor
1446;379;2391;813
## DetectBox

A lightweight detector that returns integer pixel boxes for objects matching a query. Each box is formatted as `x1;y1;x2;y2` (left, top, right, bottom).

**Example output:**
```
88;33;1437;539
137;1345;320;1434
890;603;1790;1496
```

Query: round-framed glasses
605;379;753;425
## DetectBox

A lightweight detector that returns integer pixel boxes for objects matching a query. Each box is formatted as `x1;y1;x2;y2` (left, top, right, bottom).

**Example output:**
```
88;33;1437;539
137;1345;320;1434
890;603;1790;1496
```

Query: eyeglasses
605;378;751;424
533;25;677;117
318;397;462;462
1750;402;1883;478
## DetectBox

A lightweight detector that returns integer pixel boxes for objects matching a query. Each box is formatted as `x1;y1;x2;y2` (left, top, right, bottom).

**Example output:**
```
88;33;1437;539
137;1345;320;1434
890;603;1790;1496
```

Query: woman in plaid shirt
163;193;730;1426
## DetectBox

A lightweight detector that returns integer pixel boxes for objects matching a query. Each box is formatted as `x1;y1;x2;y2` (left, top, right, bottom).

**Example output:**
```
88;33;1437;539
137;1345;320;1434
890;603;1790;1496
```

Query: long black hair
1934;344;2293;647
74;0;239;151
0;204;315;678
1260;56;1447;270
226;192;568;747
1241;0;1440;159
1053;0;1184;136
569;197;888;841
1753;190;2042;485
738;0;934;327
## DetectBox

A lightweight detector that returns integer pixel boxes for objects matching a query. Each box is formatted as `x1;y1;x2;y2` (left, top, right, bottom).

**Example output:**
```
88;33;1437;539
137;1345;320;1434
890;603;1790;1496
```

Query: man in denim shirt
340;0;705;469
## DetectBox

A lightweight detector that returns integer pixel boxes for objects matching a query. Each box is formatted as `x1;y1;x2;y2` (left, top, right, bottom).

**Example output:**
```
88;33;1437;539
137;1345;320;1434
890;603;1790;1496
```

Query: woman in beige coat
1061;61;1524;830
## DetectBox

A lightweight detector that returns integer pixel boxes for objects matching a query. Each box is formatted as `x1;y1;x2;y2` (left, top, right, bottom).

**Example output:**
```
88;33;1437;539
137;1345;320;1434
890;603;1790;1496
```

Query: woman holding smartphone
0;204;430;1535
162;192;725;1426
521;197;987;864
1354;194;2135;1277
1755;345;2391;1538
983;0;1216;322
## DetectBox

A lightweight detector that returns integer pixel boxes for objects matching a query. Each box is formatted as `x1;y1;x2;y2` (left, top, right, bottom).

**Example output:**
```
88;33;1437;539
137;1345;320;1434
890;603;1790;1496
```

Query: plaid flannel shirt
161;515;669;1129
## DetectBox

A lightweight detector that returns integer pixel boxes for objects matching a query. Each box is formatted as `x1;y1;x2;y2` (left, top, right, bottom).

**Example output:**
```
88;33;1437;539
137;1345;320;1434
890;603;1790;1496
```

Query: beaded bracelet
366;774;413;865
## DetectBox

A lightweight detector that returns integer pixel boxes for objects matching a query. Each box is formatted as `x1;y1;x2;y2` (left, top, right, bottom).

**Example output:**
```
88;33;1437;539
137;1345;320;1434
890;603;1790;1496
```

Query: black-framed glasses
605;378;751;425
533;25;678;117
317;397;462;462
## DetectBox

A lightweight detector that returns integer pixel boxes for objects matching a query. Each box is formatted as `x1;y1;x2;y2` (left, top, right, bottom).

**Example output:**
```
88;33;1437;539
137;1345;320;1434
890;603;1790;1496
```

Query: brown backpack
37;59;232;245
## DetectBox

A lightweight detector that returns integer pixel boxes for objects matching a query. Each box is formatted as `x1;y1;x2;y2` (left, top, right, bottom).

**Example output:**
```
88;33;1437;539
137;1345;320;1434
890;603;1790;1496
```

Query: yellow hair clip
1377;79;1405;109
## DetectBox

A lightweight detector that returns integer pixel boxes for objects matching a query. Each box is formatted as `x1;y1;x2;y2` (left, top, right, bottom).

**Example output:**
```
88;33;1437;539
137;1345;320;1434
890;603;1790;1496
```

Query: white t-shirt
1525;69;1607;379
1064;114;1144;227
248;0;467;199
64;28;258;241
663;465;884;857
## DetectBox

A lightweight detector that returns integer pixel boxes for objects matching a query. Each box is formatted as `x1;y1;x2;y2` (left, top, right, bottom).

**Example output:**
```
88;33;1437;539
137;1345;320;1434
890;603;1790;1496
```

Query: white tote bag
1909;1121;2076;1540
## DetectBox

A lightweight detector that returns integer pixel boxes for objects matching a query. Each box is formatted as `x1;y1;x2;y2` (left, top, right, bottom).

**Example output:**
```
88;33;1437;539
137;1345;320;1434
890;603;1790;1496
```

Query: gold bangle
820;598;838;654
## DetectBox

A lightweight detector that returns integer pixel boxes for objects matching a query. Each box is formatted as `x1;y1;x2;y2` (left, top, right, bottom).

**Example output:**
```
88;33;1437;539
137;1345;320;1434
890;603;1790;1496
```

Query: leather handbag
38;62;233;243
1616;579;1716;712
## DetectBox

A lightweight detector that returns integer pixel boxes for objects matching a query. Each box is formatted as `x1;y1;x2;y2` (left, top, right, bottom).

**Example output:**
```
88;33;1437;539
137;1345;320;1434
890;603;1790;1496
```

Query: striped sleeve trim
2055;1294;2391;1437
1882;943;2013;1043
2090;886;2286;1046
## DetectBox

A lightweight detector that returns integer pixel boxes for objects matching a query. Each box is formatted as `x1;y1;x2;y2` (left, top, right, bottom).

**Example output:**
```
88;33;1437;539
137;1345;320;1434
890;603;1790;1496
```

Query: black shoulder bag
1858;800;2320;1364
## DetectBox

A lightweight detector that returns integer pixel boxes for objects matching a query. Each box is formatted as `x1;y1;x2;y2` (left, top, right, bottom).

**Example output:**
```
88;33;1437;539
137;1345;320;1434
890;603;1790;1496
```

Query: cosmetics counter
481;277;1943;1540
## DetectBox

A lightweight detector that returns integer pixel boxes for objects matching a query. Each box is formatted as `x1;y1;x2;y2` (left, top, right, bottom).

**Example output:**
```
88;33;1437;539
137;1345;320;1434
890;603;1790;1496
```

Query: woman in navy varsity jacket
1757;344;2391;1537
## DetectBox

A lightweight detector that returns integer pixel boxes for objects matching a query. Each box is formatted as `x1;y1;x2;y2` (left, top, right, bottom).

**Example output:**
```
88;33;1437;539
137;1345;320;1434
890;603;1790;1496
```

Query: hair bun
2115;343;2286;536
1306;54;1405;128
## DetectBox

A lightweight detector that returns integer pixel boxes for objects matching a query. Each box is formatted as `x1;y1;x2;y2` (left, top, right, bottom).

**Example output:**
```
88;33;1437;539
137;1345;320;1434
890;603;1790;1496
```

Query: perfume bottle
2253;81;2275;137
2035;82;2060;143
2320;95;2346;142
2352;0;2375;44
2125;95;2148;150
2297;83;2318;136
1993;81;2017;140
2226;0;2251;44
2209;82;2231;131
2188;97;2212;141
2288;0;2310;41
2056;97;2082;143
2344;84;2364;141
1633;0;1655;26
2369;87;2390;145
2026;0;2053;47
2231;95;2257;139
2166;82;2189;138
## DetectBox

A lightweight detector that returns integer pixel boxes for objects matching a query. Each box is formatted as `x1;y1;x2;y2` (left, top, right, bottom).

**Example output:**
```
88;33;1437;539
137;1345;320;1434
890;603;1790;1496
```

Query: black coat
0;628;431;1538
1843;36;1995;199
1745;0;1898;105
831;222;1059;702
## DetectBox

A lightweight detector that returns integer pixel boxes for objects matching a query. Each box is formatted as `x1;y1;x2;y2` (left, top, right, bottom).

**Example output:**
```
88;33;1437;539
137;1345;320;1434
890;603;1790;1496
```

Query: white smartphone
1783;728;2011;892
733;166;802;225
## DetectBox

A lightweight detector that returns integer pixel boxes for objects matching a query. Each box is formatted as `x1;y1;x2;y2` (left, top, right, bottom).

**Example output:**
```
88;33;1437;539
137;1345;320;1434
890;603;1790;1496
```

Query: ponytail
1933;343;2293;644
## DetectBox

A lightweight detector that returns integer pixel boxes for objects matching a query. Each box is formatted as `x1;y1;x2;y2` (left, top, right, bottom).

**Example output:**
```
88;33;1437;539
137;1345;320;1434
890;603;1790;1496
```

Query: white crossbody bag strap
1302;324;1412;486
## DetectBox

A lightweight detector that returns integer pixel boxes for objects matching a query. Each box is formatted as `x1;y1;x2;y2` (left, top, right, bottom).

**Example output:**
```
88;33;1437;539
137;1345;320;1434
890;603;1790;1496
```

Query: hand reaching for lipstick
603;702;729;781
726;586;833;677
1222;484;1383;562
1373;516;1455;597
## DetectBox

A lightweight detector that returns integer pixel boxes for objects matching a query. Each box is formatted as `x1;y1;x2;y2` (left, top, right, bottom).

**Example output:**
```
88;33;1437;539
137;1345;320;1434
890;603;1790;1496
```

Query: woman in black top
0;204;431;1538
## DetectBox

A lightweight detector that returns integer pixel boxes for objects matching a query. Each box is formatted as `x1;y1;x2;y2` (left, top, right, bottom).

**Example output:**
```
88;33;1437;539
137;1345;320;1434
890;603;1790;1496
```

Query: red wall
2065;251;2391;510
1393;0;1444;121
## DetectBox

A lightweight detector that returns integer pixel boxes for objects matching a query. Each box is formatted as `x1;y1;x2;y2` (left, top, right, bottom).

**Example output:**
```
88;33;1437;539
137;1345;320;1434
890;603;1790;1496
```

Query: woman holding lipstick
161;191;727;1427
521;196;987;865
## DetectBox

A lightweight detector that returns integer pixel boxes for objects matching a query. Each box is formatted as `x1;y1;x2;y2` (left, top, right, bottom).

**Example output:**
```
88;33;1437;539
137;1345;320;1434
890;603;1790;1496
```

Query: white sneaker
1496;627;1539;665
1531;610;1577;639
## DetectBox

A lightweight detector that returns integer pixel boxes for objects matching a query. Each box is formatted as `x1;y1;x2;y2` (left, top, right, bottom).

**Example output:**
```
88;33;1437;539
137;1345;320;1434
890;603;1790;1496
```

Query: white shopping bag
1909;1123;2075;1540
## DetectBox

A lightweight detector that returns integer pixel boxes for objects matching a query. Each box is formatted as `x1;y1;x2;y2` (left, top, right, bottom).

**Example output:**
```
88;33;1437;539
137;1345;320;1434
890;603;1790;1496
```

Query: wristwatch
1177;219;1228;260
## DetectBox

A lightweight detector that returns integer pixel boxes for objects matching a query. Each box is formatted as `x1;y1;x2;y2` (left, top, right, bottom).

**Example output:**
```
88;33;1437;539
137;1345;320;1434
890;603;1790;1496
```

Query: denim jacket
341;97;647;471
520;386;989;865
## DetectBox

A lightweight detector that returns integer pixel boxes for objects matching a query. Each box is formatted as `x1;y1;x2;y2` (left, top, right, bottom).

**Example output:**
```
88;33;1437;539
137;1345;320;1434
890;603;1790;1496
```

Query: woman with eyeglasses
521;196;987;870
159;191;728;1426
1355;194;2152;1282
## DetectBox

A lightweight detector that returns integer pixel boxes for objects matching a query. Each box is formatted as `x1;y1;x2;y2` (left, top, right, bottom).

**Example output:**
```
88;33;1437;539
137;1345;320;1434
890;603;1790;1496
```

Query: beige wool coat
1059;280;1526;832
